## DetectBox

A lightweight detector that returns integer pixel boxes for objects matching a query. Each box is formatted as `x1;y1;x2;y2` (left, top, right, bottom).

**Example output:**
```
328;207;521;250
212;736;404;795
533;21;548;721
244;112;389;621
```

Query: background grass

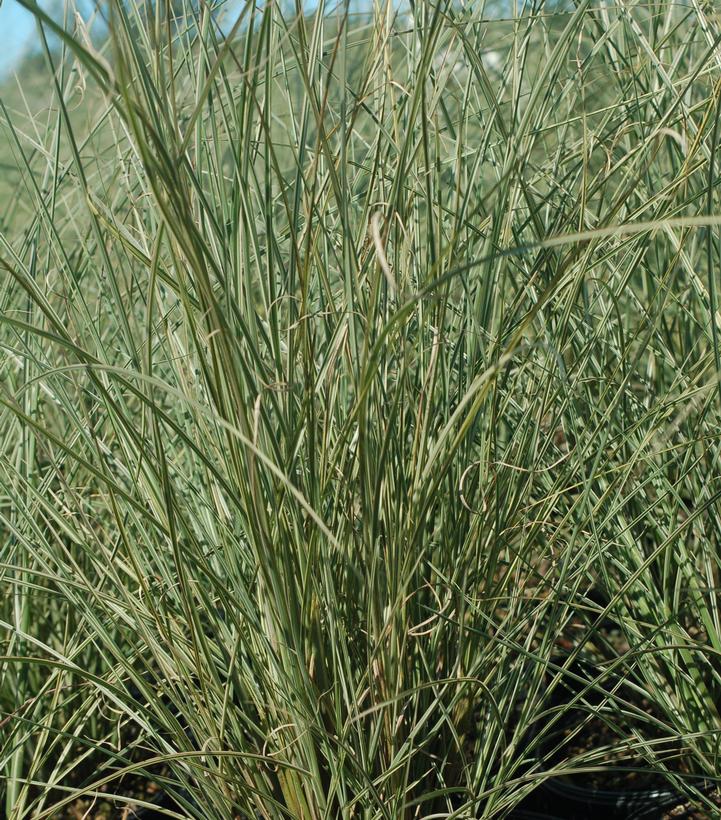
2;0;721;817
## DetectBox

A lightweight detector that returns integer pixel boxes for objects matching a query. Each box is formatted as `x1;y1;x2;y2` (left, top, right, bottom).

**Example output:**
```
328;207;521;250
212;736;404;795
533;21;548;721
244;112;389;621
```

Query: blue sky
1;1;35;76
0;0;404;78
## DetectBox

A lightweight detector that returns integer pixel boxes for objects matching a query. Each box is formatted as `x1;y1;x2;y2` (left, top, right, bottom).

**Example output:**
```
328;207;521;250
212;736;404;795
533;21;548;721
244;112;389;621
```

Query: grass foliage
2;0;721;816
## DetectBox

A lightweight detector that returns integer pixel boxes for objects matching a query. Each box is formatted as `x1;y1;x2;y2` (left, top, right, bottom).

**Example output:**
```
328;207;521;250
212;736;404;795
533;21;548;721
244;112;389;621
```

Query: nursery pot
539;764;680;819
530;631;712;820
533;712;710;820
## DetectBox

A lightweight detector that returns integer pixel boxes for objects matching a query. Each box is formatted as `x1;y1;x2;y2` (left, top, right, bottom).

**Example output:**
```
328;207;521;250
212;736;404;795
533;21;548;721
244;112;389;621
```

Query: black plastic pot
532;712;712;820
528;646;707;820
539;768;680;819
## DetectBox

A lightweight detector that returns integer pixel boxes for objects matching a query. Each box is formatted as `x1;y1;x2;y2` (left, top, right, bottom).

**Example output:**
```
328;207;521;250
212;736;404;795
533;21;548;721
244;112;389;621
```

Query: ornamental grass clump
2;0;721;817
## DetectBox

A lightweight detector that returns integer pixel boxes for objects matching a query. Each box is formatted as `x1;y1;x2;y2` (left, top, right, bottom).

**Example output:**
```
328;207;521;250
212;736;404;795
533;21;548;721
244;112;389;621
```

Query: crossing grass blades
3;0;721;816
